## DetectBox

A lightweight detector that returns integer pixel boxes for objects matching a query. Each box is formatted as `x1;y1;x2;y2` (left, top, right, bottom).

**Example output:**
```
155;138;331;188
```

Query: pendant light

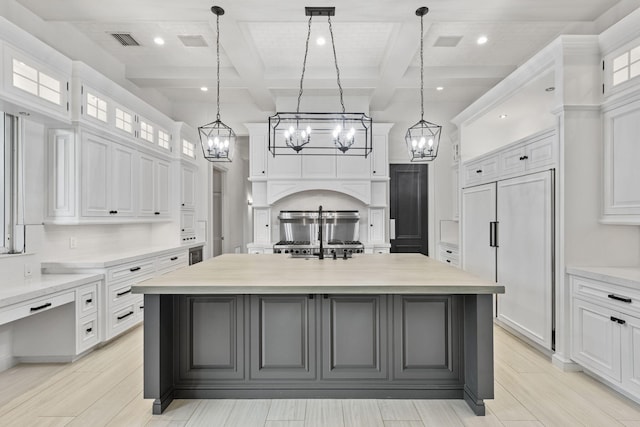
405;7;441;162
268;7;372;157
198;5;236;162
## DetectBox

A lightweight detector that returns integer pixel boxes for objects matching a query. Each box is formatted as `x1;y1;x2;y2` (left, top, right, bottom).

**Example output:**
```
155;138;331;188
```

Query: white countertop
0;273;103;309
41;241;205;269
567;266;640;289
132;253;504;295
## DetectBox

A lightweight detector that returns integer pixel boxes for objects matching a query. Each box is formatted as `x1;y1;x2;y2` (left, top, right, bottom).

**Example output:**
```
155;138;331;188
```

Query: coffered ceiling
14;0;637;136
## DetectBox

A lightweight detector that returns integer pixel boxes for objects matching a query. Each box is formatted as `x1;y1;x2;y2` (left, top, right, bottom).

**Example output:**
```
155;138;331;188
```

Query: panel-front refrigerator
462;170;554;350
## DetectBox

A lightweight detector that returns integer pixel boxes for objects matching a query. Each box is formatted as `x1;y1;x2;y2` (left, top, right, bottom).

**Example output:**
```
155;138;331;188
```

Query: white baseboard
552;354;582;372
15;355;73;364
0;353;16;372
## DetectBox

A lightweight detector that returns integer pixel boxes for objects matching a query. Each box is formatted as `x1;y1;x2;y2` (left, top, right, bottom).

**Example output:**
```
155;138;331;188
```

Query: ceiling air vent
433;36;462;47
110;33;140;46
178;35;208;47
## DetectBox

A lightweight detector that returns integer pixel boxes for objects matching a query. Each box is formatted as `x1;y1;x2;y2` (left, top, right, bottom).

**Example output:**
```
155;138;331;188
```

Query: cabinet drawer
107;259;155;284
440;255;459;268
108;282;139;306
499;146;527;176
525;136;555;170
0;291;74;326
107;300;142;340
571;276;640;316
76;282;99;317
156;251;188;274
463;156;498;186
77;313;99;353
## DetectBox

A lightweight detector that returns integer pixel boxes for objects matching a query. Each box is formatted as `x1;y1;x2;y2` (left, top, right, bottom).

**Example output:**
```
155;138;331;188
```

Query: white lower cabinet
438;243;459;268
570;273;640;400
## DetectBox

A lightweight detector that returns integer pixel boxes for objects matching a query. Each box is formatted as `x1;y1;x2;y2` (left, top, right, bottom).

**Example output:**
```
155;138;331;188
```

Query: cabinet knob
265;224;269;227
476;169;482;174
181;203;185;207
370;224;373;227
373;170;376;174
519;155;529;161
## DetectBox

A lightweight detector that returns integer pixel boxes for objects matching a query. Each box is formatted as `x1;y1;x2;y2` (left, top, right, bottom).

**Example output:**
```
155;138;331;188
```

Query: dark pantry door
389;164;429;254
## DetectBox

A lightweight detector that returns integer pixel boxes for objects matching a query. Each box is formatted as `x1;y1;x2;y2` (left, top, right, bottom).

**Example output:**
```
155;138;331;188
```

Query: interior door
461;182;497;283
389;164;428;254
496;170;554;350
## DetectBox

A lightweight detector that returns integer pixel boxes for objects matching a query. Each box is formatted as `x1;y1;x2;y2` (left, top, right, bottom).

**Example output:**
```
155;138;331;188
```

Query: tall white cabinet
461;130;556;350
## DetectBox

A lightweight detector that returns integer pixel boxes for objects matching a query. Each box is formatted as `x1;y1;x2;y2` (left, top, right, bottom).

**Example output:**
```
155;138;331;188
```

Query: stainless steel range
273;209;364;258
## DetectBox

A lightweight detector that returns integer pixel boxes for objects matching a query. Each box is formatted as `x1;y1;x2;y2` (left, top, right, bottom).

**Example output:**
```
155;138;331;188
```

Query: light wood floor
0;325;639;426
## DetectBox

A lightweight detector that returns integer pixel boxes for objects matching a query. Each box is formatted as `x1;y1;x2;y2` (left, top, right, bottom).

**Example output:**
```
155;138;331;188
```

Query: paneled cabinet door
368;208;385;243
111;143;136;216
392;295;461;380
371;134;388;178
571;298;622;382
181;165;196;209
321;295;387;380
250;295;316;379
138;154;155;216
603;100;640;223
81;133;110;217
250;134;267;178
622;314;640;396
178;295;244;381
155;160;170;216
253;208;271;244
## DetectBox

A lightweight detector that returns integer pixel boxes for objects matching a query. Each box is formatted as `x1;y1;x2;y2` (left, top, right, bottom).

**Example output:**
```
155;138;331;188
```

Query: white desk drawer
76;282;98;317
77;313;99;353
0;291;74;326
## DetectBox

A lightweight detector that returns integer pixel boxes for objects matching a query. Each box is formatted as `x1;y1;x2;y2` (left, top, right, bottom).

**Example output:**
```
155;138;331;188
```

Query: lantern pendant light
198;5;236;162
268;7;372;157
405;6;442;162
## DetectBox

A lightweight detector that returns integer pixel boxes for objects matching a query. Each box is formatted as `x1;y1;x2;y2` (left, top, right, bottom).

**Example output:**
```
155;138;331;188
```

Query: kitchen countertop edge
0;273;104;309
566;266;640;289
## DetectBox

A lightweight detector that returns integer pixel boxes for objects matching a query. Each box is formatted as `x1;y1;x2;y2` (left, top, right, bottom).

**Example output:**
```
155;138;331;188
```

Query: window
158;130;170;150
115;108;132;133
12;59;62;105
612;45;640;86
182;139;195;158
1;113;18;254
140;121;154;142
87;92;107;122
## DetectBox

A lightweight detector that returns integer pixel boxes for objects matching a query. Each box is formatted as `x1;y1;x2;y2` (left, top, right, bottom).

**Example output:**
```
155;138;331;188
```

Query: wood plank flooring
0;324;639;426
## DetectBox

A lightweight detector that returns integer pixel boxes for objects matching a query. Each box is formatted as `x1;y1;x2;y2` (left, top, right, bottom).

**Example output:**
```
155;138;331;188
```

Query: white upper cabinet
462;128;557;188
0;20;72;123
371;130;390;178
81;132;136;218
180;165;196;210
602;95;640;224
139;154;171;218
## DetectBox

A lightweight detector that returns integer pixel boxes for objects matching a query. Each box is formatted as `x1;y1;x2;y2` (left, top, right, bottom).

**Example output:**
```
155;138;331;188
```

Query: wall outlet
69;237;77;249
24;263;33;277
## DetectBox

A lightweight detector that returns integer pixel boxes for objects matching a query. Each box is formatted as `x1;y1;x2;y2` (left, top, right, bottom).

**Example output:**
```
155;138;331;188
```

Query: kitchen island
132;254;504;416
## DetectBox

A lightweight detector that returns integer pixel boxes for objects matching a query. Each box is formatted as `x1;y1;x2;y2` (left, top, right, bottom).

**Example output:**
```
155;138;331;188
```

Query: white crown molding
599;7;640;55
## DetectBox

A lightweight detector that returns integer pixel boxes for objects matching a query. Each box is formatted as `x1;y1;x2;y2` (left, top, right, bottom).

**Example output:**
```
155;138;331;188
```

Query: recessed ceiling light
316;37;326;46
153;36;165;46
545;86;555;92
436;86;444;91
200;87;208;92
477;35;488;45
499;114;507;119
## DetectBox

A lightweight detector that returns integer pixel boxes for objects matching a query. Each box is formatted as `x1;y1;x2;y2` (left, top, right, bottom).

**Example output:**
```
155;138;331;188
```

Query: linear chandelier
198;5;236;162
268;7;372;157
405;7;441;162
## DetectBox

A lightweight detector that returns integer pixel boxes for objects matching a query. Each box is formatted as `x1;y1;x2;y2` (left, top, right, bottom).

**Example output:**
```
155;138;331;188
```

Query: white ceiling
14;0;637;136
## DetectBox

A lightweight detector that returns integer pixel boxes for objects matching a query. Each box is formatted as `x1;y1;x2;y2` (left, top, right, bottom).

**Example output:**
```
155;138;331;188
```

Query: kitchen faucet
317;205;324;259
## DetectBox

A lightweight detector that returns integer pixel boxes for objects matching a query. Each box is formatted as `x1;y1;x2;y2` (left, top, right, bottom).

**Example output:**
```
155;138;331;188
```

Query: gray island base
133;254;504;416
